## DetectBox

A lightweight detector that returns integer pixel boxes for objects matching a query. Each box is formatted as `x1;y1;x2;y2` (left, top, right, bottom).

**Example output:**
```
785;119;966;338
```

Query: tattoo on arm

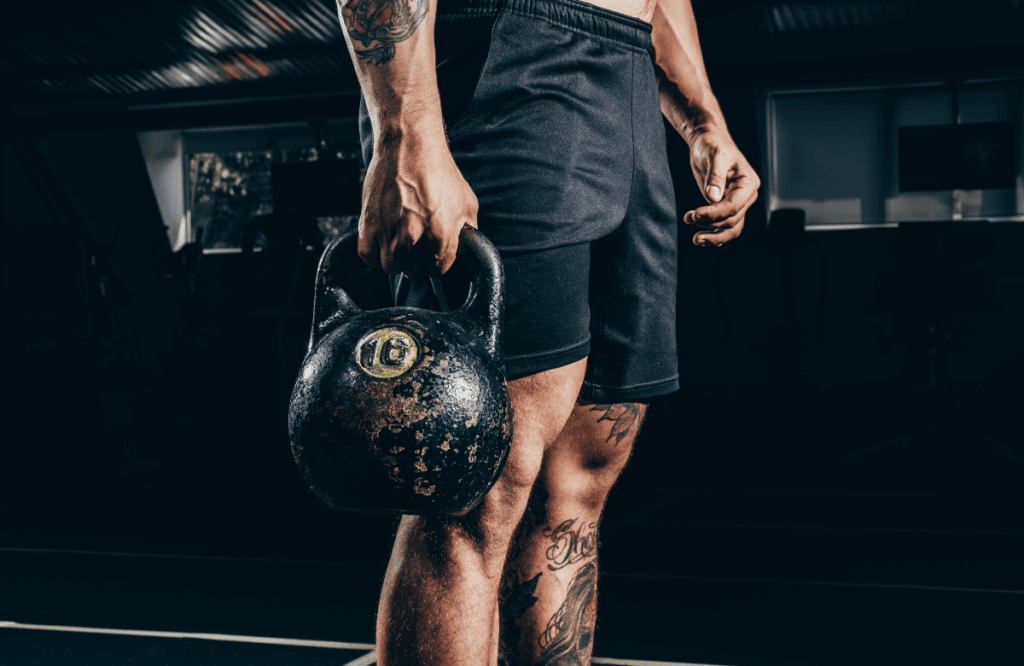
339;0;429;65
588;403;642;446
537;562;598;665
544;518;598;571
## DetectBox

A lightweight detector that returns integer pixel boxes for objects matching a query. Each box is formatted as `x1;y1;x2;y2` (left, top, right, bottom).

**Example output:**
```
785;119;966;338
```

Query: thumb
704;151;730;203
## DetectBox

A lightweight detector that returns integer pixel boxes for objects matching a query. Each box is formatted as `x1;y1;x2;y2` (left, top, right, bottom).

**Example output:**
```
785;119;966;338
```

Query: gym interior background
2;1;1022;664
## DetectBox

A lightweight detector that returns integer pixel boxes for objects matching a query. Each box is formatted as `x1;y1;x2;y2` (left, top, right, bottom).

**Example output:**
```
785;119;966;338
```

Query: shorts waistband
437;0;653;51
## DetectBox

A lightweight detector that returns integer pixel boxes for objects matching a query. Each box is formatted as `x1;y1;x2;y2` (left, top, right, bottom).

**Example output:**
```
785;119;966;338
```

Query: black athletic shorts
359;0;679;402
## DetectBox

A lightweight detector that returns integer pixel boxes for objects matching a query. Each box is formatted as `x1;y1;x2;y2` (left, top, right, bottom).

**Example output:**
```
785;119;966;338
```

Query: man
338;0;760;663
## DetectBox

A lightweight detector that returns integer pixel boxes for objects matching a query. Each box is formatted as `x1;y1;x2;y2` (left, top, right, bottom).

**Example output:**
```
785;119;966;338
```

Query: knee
538;402;644;513
573;402;644;477
405;361;588;573
537;447;631;515
538;462;624;516
405;442;544;576
578;432;635;477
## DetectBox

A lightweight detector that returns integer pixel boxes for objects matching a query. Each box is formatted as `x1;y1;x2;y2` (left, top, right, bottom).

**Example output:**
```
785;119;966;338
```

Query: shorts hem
505;339;591;380
579;375;680;403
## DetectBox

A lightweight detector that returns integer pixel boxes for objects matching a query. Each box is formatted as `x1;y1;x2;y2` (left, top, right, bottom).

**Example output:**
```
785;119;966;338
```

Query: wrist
370;97;447;150
677;101;727;147
659;82;726;147
683;116;728;147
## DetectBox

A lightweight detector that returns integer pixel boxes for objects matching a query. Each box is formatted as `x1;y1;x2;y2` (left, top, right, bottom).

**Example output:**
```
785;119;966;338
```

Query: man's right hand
358;128;479;277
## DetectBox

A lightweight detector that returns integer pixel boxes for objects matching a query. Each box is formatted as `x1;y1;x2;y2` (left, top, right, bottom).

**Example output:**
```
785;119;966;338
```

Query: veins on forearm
339;0;429;65
657;74;713;139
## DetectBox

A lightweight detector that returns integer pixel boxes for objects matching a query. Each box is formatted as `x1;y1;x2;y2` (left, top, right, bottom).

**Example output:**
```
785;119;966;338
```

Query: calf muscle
500;400;647;665
376;359;587;666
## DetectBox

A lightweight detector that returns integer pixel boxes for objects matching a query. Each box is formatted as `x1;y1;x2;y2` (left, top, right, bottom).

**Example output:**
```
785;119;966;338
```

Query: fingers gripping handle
306;226;505;364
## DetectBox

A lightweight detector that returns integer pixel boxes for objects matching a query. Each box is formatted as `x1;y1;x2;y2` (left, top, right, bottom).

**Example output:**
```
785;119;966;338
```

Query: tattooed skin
588;403;642;446
498;572;542;666
339;0;429;65
499;487;548;665
544;518;598;571
537;562;598;666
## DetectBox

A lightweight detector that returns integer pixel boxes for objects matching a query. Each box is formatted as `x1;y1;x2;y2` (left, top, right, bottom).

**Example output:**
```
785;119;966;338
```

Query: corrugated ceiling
2;0;1022;102
4;0;349;98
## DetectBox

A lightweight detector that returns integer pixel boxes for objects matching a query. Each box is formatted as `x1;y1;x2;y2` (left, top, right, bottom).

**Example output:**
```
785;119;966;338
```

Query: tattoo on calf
339;0;429;65
544;518;598;571
499;487;553;663
537;562;598;665
498;572;542;666
588;403;642;446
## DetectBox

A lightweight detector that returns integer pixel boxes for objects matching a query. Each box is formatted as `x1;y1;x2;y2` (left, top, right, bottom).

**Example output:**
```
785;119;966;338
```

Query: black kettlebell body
288;228;513;515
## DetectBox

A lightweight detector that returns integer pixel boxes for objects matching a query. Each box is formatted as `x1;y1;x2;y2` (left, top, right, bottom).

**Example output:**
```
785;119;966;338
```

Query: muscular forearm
649;0;727;146
336;0;478;275
338;0;444;145
649;0;759;246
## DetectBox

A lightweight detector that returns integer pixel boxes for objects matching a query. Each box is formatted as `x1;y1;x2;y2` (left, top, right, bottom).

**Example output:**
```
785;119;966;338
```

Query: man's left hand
685;130;760;247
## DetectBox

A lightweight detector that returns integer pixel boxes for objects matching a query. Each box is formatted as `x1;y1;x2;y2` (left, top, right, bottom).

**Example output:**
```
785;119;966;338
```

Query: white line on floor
329;651;721;666
0;621;374;651
341;650;378;666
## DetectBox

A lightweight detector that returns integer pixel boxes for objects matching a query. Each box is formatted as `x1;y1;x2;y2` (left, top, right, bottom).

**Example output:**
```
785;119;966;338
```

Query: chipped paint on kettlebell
287;227;513;516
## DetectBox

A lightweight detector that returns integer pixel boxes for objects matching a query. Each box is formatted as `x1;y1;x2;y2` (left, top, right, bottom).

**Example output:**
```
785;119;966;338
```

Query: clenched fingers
693;212;745;246
685;178;759;229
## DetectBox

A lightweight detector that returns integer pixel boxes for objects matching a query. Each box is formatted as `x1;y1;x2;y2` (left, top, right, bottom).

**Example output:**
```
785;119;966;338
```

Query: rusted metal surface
288;228;513;515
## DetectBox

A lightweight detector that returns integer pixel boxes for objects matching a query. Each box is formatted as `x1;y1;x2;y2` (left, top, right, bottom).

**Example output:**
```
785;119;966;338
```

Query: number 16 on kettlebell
287;226;514;515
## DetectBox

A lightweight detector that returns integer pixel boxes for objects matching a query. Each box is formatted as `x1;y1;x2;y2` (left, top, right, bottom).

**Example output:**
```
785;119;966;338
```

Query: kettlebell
288;226;513;515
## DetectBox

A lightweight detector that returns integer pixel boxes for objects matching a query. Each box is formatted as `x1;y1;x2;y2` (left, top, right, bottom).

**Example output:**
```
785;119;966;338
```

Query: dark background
1;1;1022;665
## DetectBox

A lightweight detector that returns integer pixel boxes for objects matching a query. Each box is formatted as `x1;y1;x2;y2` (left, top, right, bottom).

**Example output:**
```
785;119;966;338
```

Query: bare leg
500;401;646;666
375;358;588;666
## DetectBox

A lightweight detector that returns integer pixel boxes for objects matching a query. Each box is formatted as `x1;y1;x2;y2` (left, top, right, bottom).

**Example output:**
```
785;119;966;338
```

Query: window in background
138;130;188;251
767;80;1024;228
189;149;276;250
183;121;362;252
954;83;1020;220
887;87;955;222
771;90;886;225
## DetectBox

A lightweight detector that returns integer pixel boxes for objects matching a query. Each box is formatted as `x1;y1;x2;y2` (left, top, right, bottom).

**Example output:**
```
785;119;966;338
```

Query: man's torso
578;0;655;23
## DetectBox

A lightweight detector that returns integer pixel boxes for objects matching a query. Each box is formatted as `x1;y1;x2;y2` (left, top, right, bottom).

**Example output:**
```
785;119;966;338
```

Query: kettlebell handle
308;226;505;360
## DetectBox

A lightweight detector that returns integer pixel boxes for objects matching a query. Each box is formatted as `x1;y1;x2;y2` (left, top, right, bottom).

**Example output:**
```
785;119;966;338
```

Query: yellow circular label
355;327;420;379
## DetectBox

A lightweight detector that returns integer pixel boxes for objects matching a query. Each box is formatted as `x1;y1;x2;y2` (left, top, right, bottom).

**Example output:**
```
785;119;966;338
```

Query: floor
1;386;1022;665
